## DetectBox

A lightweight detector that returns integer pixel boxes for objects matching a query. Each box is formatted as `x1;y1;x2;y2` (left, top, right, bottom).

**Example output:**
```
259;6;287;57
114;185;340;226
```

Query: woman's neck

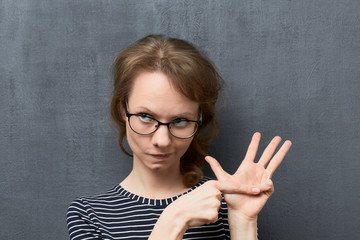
120;160;188;199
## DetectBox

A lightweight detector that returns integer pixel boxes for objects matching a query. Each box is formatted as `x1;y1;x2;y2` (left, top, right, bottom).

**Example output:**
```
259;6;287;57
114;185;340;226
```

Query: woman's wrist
149;204;188;240
227;210;258;240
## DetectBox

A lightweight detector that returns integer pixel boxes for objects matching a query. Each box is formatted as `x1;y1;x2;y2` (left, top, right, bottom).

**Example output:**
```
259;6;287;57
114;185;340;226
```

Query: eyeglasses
125;101;202;139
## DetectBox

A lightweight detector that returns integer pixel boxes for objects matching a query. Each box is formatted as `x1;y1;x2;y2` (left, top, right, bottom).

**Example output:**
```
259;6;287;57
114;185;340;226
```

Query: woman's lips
150;153;171;160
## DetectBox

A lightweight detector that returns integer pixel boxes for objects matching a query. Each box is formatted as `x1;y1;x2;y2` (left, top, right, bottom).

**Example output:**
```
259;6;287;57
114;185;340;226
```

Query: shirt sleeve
220;197;231;239
66;198;102;240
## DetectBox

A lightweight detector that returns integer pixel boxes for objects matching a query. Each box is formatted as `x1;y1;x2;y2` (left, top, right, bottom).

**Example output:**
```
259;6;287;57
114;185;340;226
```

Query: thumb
205;156;228;181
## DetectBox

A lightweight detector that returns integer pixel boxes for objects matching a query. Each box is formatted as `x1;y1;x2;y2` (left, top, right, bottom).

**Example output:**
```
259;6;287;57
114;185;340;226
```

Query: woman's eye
138;114;153;122
173;119;188;127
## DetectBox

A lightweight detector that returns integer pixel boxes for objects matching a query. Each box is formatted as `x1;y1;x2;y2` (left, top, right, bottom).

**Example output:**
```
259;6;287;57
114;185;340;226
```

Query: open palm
205;132;292;219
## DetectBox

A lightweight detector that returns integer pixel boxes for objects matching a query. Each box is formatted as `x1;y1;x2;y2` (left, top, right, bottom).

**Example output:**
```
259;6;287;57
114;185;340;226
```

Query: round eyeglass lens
129;115;198;138
129;115;157;134
169;121;198;138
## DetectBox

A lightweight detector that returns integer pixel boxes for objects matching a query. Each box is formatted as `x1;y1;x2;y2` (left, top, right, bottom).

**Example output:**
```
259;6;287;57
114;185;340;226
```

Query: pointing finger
220;184;261;195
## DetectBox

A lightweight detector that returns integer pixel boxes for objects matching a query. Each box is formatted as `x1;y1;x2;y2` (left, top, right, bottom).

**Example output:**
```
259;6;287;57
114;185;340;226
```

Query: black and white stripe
67;178;230;239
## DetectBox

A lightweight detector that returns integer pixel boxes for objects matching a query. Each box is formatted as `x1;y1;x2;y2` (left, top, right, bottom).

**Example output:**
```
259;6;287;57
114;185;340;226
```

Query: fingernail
252;188;260;193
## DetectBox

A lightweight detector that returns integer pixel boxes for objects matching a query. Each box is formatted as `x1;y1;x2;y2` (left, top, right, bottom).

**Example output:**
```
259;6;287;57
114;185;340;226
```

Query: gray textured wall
1;0;359;239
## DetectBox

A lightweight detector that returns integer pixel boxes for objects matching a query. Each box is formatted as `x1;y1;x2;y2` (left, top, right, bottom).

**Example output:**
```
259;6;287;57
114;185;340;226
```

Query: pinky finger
260;179;273;192
260;179;275;197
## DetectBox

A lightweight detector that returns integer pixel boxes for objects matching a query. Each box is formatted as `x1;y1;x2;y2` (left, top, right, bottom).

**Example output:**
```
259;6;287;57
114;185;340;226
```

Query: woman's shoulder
200;176;214;182
194;176;214;186
67;184;125;209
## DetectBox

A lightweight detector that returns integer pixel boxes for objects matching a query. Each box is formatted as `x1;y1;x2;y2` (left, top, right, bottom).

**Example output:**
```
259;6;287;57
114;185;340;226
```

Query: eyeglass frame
124;100;202;139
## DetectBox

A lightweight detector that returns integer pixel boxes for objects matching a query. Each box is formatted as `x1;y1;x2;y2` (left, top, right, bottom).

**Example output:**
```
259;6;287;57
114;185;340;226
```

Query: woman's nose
151;125;172;148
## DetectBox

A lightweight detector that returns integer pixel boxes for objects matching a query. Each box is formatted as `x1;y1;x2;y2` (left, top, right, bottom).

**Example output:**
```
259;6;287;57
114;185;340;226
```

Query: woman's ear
120;100;127;121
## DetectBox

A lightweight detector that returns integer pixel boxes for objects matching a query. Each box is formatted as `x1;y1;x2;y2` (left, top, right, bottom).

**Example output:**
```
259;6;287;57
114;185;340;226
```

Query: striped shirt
67;178;230;239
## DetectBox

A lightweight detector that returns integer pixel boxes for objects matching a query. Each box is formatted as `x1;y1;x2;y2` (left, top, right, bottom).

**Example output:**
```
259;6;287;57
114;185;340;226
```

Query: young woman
67;35;292;240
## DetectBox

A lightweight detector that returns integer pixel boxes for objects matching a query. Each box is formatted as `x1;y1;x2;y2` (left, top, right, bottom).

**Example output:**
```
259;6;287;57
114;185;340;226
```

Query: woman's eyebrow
132;106;156;115
133;106;196;119
171;112;197;119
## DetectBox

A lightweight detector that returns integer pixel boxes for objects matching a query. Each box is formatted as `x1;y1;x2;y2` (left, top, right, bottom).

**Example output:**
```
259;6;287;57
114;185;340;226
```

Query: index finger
266;140;292;178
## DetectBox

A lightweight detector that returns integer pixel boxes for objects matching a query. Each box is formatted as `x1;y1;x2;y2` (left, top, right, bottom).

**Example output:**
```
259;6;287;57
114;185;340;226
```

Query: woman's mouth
150;153;171;160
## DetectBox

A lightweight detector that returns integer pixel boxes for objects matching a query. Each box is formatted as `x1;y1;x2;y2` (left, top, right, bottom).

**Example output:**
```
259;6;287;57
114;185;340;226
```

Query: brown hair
110;35;223;187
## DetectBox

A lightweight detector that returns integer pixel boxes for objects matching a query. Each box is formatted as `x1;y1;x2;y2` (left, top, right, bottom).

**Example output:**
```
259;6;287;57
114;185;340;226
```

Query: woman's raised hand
205;132;292;219
151;133;291;239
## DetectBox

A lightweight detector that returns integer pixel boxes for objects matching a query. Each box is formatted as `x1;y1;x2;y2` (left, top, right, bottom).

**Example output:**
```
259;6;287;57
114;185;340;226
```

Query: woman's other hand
205;132;292;219
167;180;222;228
150;180;222;240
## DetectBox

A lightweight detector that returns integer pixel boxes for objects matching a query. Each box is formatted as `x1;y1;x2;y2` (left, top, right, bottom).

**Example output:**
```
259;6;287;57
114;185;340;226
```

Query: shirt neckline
112;178;208;207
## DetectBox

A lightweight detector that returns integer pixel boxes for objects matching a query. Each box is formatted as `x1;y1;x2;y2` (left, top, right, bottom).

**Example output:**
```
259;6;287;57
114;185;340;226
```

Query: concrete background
1;0;359;239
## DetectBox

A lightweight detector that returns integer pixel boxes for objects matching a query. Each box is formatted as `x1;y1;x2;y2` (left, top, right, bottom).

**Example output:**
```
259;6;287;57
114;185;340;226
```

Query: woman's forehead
127;71;199;117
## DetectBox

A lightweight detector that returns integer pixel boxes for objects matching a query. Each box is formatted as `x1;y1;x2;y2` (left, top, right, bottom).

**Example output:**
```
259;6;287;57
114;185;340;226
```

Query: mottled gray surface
1;0;359;239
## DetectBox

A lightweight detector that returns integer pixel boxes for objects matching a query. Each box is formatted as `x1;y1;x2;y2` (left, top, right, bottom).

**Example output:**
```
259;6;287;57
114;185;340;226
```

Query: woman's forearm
228;210;258;240
148;205;187;240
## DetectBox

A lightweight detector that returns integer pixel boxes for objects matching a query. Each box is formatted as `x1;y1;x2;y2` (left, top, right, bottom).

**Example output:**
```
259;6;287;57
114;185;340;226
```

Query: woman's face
125;71;200;173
